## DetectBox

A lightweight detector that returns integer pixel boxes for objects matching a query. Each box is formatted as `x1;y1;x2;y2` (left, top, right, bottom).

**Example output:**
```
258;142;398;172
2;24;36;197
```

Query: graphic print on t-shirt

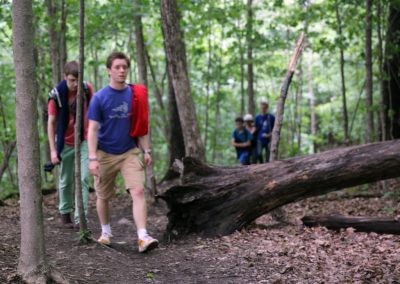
110;102;129;119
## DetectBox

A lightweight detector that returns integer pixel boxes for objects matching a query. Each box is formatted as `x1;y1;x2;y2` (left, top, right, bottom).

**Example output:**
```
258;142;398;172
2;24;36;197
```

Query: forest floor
1;181;400;284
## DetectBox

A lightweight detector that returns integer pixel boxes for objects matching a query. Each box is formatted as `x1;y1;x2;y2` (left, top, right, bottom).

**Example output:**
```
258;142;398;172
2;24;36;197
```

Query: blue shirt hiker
88;85;136;154
255;98;275;163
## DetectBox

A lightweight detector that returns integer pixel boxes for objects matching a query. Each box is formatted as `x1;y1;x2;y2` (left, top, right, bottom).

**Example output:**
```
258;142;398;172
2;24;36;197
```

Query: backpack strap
48;87;62;108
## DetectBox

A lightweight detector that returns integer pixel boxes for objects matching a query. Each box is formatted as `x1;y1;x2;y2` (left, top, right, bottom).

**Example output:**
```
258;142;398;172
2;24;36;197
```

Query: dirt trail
1;189;400;283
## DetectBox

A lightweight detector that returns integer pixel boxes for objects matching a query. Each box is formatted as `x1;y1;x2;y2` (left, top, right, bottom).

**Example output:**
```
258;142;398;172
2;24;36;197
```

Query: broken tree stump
160;140;400;238
302;214;400;235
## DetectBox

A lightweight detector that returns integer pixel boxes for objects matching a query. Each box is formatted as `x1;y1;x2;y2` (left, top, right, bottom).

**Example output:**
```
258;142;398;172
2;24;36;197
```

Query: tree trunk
0;141;16;184
74;0;88;232
160;0;205;161
45;0;61;85
240;38;245;116
160;140;400;238
146;48;169;138
133;0;156;198
246;0;255;115
59;0;67;71
302;214;400;235
163;67;186;181
91;46;99;90
383;2;400;139
377;0;386;141
12;2;66;282
308;54;317;153
133;0;148;86
365;0;374;143
212;55;223;163
335;1;349;143
295;59;303;151
204;17;212;152
269;32;305;162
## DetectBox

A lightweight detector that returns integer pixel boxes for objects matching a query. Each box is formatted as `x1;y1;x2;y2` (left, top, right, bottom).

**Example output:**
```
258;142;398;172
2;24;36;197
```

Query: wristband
89;157;97;162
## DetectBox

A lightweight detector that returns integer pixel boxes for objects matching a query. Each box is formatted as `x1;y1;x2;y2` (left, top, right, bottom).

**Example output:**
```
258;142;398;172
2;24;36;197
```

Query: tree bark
365;0;374;143
45;0;61;85
377;0;386;141
383;2;400;139
335;1;349;143
163;68;186;181
74;0;88;232
160;0;205;161
146;48;169;138
302;214;400;235
204;17;212;152
59;0;67;71
13;2;66;282
13;0;46;278
0;140;16;184
133;0;156;198
308;54;317;153
269;32;305;162
246;0;255;115
160;140;400;238
133;0;148;86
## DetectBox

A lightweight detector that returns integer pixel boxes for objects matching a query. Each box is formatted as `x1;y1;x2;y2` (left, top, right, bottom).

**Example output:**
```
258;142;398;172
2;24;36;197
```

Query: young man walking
47;61;93;228
255;98;275;163
87;51;158;253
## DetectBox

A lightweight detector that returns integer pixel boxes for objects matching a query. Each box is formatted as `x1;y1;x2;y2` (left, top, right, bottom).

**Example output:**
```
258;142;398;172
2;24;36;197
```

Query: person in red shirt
47;61;93;228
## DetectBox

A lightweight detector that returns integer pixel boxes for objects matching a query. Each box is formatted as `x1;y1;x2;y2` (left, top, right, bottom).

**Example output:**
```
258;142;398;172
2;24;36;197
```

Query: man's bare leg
129;187;158;252
96;198;110;225
129;187;147;230
96;197;113;245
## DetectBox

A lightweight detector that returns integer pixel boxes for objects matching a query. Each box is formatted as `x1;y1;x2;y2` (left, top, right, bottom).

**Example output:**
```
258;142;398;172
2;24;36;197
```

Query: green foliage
76;229;92;245
0;0;393;193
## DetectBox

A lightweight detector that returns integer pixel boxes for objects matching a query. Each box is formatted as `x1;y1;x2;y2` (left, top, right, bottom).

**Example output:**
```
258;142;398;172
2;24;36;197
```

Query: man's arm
47;114;60;164
88;120;100;176
232;139;251;148
138;134;152;166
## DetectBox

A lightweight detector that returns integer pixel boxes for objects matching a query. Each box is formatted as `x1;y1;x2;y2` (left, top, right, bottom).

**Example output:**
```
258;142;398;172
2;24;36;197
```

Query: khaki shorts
94;148;145;200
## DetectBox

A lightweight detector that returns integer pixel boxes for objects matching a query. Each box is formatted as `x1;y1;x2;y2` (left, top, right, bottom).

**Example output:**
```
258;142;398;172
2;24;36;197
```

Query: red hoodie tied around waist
128;84;149;138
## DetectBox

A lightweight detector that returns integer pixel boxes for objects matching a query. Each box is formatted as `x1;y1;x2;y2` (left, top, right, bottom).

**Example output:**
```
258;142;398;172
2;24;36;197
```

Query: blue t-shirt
232;128;253;158
88;85;136;154
255;113;275;145
232;128;253;144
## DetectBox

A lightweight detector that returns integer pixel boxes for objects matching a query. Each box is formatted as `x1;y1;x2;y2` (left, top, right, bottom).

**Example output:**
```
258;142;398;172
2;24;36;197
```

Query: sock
137;228;148;239
101;224;112;236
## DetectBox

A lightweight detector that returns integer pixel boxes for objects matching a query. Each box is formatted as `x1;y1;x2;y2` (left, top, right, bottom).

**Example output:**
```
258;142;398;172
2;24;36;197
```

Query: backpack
48;81;90;108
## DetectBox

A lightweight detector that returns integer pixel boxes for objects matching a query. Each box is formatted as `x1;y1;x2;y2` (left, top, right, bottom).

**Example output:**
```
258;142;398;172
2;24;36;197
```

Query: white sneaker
138;235;159;253
98;233;113;246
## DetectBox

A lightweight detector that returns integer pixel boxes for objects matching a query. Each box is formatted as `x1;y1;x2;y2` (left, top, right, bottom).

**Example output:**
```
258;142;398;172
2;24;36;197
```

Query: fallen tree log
159;140;400;237
302;214;400;235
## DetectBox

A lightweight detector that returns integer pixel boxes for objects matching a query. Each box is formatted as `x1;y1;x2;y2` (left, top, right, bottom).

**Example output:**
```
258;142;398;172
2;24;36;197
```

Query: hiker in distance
231;116;253;165
47;60;93;229
87;51;158;253
255;97;275;163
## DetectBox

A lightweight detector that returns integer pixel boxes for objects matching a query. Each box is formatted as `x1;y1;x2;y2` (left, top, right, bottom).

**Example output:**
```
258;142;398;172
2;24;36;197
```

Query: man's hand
144;153;152;167
89;160;100;177
50;150;60;165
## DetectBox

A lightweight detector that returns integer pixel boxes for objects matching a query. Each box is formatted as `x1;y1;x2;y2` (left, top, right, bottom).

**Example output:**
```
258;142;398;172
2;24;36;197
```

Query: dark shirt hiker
255;97;275;163
231;117;253;165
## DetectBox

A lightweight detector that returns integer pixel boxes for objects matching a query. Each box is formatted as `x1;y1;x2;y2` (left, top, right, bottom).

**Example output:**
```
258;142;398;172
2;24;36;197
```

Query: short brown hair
64;61;79;78
106;51;130;69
